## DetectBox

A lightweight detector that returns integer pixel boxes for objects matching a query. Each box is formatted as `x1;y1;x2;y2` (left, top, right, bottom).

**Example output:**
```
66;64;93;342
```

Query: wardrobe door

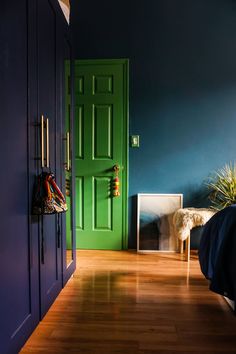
37;0;62;318
0;1;39;353
60;29;76;286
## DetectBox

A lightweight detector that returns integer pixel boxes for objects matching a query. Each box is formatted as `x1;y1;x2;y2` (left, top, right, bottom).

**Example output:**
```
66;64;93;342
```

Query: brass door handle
66;131;70;171
41;115;45;168
46;117;49;168
63;131;70;171
41;115;50;168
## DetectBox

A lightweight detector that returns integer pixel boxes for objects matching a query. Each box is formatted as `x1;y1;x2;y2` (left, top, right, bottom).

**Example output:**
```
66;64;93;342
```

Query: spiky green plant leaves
207;163;236;210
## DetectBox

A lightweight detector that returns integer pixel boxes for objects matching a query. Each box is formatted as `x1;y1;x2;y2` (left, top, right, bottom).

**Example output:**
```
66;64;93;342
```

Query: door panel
0;1;40;353
93;176;113;230
93;105;112;158
61;32;76;285
75;105;84;159
75;176;84;230
37;0;61;318
74;60;128;250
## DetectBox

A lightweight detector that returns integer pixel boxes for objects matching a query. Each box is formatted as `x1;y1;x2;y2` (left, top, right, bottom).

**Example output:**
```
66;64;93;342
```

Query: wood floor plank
20;250;236;354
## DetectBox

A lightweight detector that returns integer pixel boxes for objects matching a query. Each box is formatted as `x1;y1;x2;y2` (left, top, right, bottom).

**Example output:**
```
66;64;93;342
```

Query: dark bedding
199;204;236;302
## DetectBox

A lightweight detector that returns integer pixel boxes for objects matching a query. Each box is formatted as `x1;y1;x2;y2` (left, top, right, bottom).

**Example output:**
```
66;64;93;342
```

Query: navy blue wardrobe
0;1;75;353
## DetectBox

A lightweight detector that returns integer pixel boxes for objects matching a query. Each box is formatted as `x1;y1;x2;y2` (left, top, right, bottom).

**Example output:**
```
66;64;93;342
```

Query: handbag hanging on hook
32;172;67;215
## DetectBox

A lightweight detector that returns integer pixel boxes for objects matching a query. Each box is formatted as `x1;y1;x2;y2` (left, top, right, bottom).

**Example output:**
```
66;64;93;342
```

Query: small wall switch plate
130;135;140;148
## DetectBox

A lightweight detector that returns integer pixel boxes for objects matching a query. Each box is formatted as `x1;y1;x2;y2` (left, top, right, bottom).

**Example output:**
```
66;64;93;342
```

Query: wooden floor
20;251;236;354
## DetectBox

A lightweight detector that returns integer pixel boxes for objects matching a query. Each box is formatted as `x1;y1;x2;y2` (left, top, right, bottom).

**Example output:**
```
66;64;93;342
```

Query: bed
198;204;236;312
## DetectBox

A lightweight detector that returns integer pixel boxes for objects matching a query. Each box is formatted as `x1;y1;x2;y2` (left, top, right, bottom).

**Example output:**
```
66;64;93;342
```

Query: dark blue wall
70;0;236;248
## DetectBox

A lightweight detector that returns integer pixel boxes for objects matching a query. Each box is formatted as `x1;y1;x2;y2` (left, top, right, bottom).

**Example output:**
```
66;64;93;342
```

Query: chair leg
185;235;190;262
179;239;184;254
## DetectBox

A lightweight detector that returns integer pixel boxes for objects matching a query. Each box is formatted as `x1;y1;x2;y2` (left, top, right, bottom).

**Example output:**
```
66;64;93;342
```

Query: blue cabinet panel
58;27;76;286
37;0;62;319
0;1;39;353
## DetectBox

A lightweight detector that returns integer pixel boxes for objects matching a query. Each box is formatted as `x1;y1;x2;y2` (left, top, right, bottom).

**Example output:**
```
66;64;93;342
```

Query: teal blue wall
71;0;236;248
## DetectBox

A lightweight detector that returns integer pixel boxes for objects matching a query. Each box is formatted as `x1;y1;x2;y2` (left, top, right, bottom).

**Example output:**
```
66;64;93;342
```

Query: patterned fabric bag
32;172;67;215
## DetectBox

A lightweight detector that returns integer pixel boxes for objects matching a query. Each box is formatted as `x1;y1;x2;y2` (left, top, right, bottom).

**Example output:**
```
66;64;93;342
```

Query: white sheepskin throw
173;208;216;241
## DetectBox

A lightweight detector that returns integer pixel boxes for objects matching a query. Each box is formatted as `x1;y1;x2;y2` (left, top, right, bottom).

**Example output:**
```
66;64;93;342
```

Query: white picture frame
137;193;183;252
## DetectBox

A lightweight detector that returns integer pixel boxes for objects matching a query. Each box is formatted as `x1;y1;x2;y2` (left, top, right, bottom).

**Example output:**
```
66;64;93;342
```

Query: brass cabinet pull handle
67;131;70;171
41;115;45;168
41;116;50;168
46;118;49;168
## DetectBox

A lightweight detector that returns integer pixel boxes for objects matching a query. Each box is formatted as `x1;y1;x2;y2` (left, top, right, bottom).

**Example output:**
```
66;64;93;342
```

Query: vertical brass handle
41;115;45;168
67;131;70;171
46;118;49;168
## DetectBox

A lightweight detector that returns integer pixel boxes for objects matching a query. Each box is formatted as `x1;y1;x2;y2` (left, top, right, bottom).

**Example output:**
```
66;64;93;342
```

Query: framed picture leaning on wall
137;194;183;252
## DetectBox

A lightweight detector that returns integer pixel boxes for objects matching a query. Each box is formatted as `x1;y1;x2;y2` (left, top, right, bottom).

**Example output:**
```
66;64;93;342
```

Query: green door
74;59;129;249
